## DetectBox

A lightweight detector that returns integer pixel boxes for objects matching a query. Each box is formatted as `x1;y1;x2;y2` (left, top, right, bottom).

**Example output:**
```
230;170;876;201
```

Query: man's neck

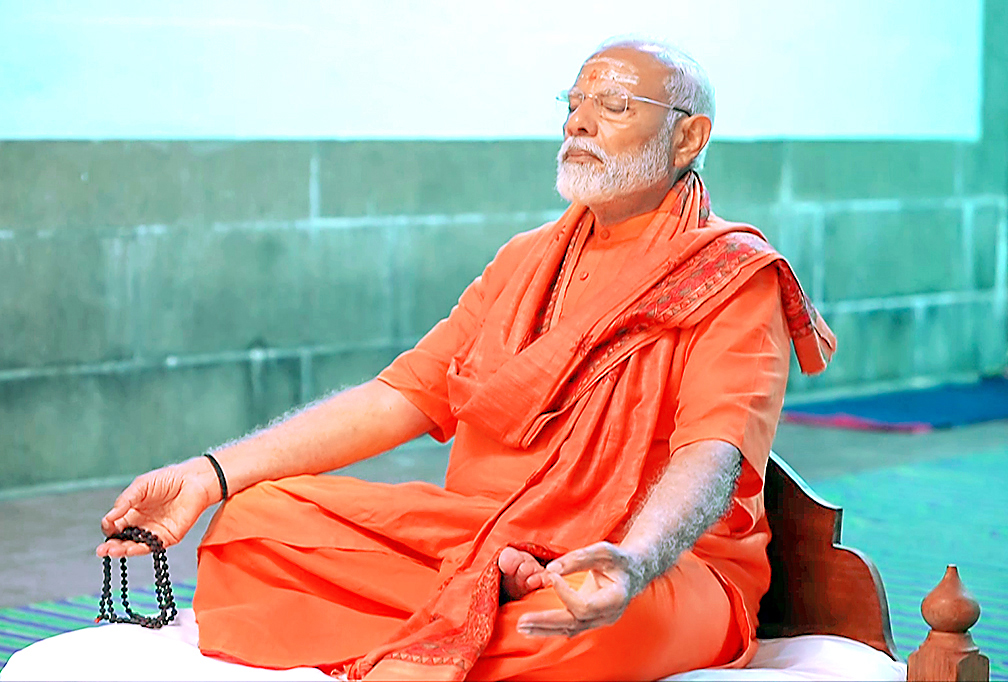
587;178;675;229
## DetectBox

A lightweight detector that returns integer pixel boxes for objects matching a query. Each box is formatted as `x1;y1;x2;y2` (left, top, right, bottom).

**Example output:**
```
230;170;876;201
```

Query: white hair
595;38;716;171
556;115;675;203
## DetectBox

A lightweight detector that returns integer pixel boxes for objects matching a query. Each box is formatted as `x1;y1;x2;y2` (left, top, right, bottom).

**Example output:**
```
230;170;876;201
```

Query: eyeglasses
558;88;692;120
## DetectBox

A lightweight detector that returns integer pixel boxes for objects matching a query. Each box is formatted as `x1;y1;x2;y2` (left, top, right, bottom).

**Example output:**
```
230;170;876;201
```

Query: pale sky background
0;0;984;140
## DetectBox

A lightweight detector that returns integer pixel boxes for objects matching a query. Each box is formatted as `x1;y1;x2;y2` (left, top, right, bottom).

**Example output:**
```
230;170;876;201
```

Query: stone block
803;308;916;389
974;300;1008;373
973;205;1003;290
914;303;976;376
0;363;251;489
133;226;307;356
133;224;394;357
822;207;966;301
317;141;566;216
247;356;302;429
790;142;958;201
301;226;396;347
962;141;1008;197
0;374;110;488
772;209;819;300
964;0;1008;194
394;218;533;340
0;233;130;369
0;141;312;230
116;364;254;472
701;142;785;206
311;348;401;399
784;352;811;396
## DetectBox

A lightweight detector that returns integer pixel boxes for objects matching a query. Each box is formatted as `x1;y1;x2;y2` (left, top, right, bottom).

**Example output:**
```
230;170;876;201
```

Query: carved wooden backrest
756;451;899;659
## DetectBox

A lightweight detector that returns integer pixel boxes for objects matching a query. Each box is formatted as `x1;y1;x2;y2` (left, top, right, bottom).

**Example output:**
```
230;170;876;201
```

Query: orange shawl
348;172;834;680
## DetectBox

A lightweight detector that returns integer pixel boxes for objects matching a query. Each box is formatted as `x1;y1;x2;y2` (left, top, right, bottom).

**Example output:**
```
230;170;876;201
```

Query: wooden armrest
757;452;897;658
760;451;989;681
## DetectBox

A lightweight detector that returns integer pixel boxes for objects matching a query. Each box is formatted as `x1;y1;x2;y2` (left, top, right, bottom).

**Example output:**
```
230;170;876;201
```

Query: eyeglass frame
558;87;693;119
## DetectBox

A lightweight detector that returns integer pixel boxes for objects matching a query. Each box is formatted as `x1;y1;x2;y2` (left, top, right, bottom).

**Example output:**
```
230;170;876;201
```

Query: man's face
556;47;675;204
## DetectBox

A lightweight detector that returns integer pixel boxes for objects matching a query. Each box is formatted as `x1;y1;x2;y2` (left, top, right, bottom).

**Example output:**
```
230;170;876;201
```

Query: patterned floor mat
0;582;195;670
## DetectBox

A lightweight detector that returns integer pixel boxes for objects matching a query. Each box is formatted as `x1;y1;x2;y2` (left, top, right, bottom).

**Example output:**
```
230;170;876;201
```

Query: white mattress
0;608;907;681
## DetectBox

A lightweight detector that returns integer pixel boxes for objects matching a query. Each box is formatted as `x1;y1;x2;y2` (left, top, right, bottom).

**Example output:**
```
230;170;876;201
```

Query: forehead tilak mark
580;56;640;86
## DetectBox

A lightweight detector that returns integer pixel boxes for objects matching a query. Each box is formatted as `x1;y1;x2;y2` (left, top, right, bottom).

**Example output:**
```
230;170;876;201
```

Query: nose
563;100;598;138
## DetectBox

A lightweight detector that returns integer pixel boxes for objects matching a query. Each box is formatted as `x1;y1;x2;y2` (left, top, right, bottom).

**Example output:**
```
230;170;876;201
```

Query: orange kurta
193;172;834;681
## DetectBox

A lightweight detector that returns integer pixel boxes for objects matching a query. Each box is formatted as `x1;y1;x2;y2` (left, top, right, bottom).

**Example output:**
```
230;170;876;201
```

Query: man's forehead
577;55;641;86
575;47;670;93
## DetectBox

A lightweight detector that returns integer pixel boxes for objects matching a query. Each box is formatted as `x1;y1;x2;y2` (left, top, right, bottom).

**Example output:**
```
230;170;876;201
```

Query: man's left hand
515;541;645;637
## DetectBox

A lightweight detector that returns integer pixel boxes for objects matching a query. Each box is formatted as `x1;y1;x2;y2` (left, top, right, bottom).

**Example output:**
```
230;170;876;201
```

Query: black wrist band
203;452;229;501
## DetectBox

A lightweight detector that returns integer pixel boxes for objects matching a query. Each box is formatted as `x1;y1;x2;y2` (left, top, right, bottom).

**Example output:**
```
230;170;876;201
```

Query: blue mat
785;376;1008;431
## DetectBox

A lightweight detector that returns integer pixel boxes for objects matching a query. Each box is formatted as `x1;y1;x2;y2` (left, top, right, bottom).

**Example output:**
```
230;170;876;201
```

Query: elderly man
98;39;834;680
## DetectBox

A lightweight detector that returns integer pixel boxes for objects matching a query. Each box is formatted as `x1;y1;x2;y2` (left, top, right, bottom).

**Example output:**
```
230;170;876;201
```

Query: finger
516;608;609;637
544;572;592;619
517;607;576;633
525;570;547;591
515;560;538;582
548;572;629;624
101;482;148;535
105;479;146;519
498;547;522;573
114;507;149;534
545;542;616;575
101;500;132;535
125;539;153;556
98;539;151;558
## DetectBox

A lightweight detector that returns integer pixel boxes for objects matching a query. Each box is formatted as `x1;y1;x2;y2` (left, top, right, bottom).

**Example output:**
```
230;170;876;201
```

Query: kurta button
600;229;611;240
579;271;589;280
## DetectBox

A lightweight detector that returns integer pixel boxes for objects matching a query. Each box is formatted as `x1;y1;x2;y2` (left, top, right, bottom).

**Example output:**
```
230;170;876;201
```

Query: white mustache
558;137;609;164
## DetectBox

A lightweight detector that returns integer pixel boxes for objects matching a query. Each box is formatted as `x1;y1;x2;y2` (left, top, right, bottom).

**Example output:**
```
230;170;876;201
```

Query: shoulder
700;215;778;257
668;220;788;331
493;221;557;264
479;220;558;287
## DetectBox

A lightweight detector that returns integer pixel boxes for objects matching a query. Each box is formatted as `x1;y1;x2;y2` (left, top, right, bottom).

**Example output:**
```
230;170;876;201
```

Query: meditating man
97;39;834;681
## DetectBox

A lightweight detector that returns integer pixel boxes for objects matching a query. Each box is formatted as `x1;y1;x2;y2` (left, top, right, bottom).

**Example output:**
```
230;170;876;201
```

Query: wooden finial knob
909;565;989;682
921;565;981;634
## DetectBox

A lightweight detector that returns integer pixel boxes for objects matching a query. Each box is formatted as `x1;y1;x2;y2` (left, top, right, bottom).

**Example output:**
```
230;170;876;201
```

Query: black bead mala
97;526;177;628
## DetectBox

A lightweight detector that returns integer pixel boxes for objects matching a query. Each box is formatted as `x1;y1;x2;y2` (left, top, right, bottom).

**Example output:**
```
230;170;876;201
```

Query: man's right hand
96;456;220;558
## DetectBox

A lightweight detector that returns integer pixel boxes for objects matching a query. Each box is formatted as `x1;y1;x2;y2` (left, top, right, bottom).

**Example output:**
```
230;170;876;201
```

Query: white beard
555;123;673;204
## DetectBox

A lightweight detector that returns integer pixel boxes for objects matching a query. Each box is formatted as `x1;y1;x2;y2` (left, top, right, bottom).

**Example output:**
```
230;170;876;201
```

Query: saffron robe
193;173;835;680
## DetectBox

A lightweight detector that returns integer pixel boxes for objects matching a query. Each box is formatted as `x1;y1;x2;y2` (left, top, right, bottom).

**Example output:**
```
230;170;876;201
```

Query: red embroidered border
386;556;500;671
352;543;564;678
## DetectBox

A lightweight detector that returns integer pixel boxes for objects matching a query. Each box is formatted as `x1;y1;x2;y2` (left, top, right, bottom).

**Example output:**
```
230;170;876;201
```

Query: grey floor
1;420;1006;609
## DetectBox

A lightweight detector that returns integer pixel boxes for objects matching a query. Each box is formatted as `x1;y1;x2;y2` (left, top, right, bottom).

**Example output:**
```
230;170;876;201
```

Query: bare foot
499;547;546;601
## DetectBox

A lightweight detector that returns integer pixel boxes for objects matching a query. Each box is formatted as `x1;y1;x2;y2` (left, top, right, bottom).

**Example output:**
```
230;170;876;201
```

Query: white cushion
1;609;907;681
663;634;907;681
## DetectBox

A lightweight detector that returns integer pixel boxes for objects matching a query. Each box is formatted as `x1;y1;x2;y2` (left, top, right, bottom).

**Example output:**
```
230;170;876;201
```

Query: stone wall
1;4;1004;491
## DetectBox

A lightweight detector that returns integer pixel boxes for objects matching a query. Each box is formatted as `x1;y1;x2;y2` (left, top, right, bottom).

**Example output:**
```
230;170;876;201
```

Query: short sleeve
667;267;791;481
377;272;486;442
376;228;543;442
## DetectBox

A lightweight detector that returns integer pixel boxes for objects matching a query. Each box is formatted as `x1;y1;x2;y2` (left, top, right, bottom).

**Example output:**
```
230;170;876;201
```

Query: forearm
618;439;742;595
200;379;435;500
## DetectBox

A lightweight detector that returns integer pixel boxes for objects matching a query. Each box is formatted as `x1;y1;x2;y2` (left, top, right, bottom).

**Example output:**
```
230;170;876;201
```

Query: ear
673;115;712;169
